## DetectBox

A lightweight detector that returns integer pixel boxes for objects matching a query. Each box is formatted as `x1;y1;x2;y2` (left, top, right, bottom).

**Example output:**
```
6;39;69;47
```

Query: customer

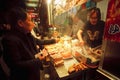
77;7;105;48
1;7;54;80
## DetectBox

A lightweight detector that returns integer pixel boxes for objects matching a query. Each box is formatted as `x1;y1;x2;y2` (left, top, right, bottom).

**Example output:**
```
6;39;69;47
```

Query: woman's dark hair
88;7;101;21
6;7;27;30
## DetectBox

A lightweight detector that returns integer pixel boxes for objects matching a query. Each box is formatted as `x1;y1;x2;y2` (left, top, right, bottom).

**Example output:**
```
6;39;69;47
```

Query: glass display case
48;0;94;37
45;0;106;79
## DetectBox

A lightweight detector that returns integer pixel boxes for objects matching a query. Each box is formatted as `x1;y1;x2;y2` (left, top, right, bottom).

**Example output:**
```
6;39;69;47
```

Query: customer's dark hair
88;7;101;21
6;7;27;30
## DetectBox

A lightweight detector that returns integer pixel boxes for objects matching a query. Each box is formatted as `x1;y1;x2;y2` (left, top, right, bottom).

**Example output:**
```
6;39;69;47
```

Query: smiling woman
2;7;45;80
18;13;35;32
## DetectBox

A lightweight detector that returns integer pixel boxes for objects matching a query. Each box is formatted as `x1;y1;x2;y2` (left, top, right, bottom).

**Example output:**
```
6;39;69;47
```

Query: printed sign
104;0;120;42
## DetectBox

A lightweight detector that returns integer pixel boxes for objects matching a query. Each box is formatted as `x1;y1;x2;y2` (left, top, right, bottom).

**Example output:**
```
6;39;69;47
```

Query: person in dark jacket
2;7;56;80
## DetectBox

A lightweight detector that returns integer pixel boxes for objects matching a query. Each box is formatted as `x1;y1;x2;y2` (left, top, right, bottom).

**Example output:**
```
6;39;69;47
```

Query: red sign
104;0;120;42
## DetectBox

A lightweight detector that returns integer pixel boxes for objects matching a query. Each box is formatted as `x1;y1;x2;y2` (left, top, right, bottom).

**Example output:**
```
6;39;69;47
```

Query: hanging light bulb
47;0;51;4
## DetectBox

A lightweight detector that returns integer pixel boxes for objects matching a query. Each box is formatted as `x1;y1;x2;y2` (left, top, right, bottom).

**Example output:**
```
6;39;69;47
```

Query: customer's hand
35;53;45;60
55;38;60;43
38;54;45;60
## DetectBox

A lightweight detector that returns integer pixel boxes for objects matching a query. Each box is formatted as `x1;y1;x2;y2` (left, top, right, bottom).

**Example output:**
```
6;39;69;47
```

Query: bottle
44;73;50;80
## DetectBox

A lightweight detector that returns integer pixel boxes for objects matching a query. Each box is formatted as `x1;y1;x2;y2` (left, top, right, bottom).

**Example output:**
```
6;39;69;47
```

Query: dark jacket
2;29;55;80
0;36;9;80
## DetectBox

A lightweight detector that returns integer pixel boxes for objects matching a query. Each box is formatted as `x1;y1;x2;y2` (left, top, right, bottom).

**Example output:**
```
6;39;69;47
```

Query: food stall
39;0;108;80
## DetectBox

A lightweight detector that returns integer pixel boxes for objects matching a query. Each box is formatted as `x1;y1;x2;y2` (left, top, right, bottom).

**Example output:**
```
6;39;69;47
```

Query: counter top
55;58;79;78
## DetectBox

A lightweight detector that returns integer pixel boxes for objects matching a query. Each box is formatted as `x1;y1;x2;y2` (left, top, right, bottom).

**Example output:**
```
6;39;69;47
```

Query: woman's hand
35;53;45;60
